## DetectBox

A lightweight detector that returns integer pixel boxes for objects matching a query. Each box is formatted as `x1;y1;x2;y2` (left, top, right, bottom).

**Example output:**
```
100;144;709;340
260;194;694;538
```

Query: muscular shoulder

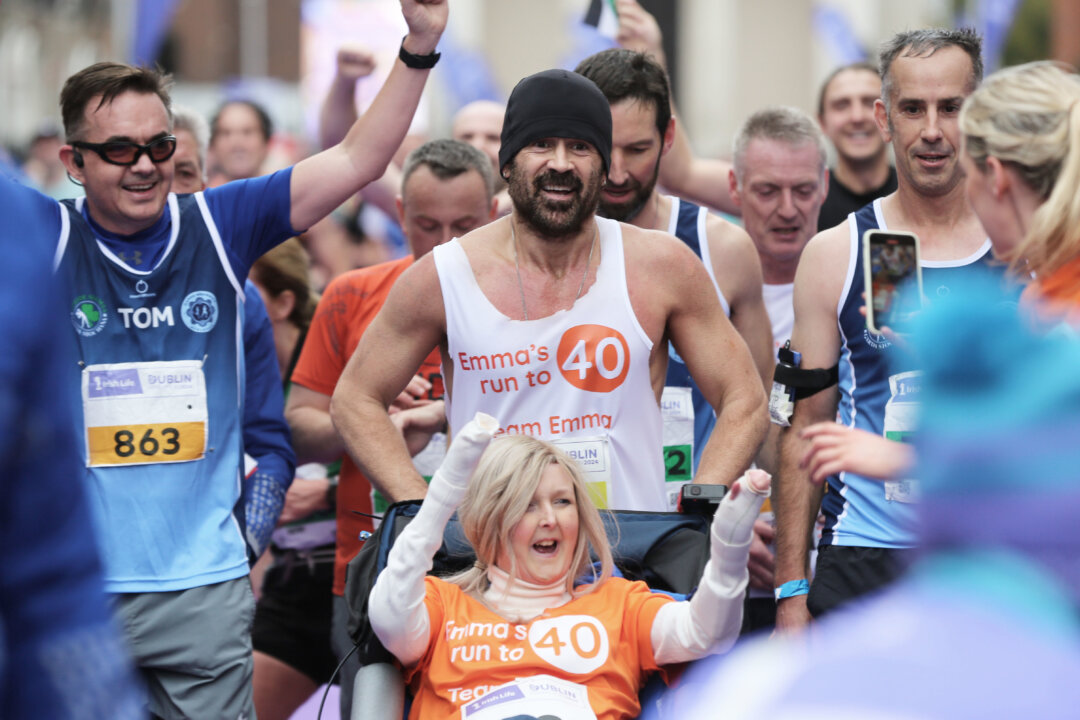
455;218;512;276
386;251;441;302
797;220;852;290
622;222;712;310
622;222;704;278
703;215;763;300
789;220;852;361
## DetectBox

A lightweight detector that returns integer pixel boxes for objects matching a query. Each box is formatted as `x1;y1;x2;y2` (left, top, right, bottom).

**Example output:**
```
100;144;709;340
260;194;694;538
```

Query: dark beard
597;153;661;223
507;164;603;239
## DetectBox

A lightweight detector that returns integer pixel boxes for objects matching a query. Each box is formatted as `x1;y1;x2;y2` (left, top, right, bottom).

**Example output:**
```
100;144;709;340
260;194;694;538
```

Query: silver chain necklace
511;218;598;321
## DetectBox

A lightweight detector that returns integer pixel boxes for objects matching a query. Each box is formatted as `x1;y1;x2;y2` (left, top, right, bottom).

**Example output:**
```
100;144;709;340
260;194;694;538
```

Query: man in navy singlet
32;2;448;717
575;48;776;596
773;28;1004;632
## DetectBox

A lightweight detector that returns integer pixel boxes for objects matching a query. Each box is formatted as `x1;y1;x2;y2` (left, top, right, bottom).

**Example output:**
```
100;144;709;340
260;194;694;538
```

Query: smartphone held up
864;230;923;336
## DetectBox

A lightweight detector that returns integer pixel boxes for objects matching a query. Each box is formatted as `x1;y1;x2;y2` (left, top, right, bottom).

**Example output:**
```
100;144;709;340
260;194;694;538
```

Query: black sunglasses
72;136;177;166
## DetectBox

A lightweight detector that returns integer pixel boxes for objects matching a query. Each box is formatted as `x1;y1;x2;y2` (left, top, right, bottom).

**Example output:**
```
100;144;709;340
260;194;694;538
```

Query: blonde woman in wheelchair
369;413;770;720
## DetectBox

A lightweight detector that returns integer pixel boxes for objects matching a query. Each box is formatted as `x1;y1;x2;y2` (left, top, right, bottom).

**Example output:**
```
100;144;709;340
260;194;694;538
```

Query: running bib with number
82;360;208;467
550;436;612;509
661;386;694;511
460;675;596;720
883;370;921;504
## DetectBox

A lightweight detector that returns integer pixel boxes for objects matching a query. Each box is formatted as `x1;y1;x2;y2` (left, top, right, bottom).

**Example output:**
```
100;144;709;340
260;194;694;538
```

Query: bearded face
505;147;605;239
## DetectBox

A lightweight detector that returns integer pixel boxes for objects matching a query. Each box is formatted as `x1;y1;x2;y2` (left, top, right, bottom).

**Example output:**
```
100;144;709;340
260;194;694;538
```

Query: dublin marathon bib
82;360;207;467
460;674;596;720
883;370;921;504
660;386;694;510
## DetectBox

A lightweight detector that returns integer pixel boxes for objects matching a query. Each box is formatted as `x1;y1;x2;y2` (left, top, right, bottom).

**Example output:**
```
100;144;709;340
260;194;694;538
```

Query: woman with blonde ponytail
959;60;1080;323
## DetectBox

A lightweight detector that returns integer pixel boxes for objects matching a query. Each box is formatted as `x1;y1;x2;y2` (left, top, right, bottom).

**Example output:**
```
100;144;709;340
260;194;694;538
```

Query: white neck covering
482;564;572;622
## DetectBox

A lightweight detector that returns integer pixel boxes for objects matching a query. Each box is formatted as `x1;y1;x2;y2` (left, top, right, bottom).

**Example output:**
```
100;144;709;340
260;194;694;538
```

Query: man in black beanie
332;69;767;516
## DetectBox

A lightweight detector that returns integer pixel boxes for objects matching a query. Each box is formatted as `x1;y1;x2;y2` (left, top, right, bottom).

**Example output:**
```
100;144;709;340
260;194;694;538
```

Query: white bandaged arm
368;413;498;667
651;470;771;664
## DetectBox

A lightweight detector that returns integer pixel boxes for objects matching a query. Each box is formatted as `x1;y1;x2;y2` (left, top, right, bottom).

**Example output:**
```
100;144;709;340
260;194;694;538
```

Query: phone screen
864;230;922;335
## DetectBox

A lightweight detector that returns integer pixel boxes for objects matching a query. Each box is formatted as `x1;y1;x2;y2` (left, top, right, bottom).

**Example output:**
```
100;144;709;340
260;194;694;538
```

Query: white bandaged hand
369;413;499;666
651;470;771;664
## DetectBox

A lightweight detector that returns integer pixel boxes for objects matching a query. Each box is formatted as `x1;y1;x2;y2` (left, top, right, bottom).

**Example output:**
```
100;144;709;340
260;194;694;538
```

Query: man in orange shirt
285;138;497;715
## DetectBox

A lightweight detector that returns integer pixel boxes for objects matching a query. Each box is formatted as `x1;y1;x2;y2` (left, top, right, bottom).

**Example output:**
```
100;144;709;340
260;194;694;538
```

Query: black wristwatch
399;36;440;69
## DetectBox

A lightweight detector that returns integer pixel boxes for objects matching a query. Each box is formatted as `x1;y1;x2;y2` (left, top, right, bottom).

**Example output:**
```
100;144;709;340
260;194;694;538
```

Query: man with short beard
332;69;767;514
576;49;773;474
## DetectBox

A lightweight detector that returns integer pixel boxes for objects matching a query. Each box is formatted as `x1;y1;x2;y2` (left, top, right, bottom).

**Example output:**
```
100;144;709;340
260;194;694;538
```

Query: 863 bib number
88;422;204;465
82;360;208;468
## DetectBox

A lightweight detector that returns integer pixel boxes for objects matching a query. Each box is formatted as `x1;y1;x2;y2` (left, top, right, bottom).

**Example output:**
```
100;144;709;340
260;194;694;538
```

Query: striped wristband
774;579;810;601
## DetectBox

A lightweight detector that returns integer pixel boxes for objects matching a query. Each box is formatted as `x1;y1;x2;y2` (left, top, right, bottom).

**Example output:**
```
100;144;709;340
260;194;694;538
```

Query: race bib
83;360;207;467
550;436;612;509
661;386;694;511
883;370;921;504
461;675;596;720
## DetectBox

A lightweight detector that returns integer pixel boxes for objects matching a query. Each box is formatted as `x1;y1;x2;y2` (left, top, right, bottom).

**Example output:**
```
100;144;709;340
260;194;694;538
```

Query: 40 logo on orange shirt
557;325;630;393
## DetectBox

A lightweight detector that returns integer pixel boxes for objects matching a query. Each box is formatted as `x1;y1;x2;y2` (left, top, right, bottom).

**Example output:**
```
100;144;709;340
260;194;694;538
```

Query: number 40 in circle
557;325;631;393
528;615;610;673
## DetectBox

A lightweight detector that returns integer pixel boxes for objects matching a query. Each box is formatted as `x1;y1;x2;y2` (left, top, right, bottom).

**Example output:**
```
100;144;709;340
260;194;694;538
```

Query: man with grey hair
725;105;829;631
773;28;1000;632
285;138;497;717
729;106;829;357
170;105;210;192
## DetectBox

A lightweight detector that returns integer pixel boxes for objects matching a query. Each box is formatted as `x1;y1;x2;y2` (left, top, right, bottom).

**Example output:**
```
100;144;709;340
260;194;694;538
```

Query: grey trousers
112;576;256;720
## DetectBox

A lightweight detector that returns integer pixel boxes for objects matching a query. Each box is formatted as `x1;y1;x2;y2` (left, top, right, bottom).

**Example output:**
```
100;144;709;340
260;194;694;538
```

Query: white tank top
434;217;666;511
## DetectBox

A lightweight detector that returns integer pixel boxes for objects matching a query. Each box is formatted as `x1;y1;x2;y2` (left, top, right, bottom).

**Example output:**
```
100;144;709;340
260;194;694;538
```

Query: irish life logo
71;295;108;337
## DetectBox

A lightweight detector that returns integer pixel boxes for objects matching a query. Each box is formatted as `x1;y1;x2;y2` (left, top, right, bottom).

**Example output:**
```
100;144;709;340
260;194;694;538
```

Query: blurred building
0;0;1074;163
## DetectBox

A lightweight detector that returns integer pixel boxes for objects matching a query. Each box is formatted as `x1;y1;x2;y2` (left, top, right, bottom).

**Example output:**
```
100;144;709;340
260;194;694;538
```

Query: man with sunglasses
25;2;448;718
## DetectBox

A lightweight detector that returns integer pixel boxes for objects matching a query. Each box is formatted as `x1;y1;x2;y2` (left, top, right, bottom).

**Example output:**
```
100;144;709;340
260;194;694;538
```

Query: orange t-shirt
405;576;672;720
1022;256;1080;327
290;256;444;595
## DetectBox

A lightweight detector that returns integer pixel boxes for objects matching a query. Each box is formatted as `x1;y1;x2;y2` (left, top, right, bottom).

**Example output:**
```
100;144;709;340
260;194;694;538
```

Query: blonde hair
960;61;1080;278
449;435;613;600
250;238;318;330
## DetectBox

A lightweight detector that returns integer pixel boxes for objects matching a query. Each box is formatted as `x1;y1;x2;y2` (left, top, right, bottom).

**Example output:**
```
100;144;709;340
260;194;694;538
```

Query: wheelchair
341;498;715;720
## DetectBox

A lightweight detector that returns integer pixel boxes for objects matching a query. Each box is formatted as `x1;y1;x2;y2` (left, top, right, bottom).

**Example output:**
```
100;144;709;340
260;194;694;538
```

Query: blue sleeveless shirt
56;190;286;592
823;199;1004;548
663;197;730;474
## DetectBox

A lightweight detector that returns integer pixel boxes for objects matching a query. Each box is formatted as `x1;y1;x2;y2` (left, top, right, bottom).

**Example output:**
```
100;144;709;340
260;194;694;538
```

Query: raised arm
329;255;446;502
318;45;375;150
369;413;497;666
650;469;771;662
614;0;739;215
290;0;446;231
317;44;404;219
660;119;739;216
772;226;846;633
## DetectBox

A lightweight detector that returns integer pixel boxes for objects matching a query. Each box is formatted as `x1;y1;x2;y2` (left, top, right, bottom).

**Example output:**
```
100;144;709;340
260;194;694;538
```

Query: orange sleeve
403;576;447;682
291;271;358;396
623;580;676;677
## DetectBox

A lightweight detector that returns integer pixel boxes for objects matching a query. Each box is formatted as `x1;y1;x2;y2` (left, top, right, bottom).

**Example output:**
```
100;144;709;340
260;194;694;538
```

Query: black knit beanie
498;69;612;176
